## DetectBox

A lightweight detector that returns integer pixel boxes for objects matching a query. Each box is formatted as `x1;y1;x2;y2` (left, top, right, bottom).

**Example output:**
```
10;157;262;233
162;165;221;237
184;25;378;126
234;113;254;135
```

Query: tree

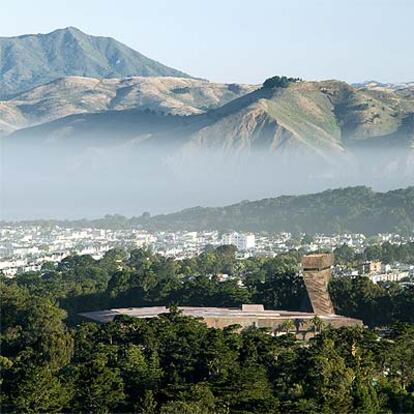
136;390;158;414
71;349;125;413
120;344;162;410
310;315;325;333
280;320;296;335
334;244;356;265
9;365;71;414
302;337;355;412
262;75;301;89
0;283;74;412
227;364;279;413
253;255;303;310
159;400;207;414
385;325;414;389
0;284;73;371
107;270;133;298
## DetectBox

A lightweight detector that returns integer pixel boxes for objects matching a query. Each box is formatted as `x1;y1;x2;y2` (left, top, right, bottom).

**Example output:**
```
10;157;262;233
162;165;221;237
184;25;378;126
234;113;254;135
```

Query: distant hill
179;79;414;153
0;76;256;135
136;186;414;234
354;81;414;106
10;79;414;155
0;27;192;99
8;187;414;235
353;80;414;91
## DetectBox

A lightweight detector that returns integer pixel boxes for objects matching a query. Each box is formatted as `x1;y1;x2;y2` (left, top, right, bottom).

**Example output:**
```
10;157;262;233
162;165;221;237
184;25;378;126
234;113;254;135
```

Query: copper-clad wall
302;254;335;315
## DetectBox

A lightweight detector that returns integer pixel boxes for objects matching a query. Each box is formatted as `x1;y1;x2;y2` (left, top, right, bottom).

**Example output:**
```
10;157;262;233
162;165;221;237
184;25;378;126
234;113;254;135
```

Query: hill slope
179;80;414;153
10;187;414;235
0;76;256;135
10;80;414;155
136;186;414;234
0;27;192;98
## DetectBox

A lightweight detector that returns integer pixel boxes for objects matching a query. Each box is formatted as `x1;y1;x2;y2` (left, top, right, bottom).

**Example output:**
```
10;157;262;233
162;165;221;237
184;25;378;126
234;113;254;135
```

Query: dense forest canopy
1;245;413;412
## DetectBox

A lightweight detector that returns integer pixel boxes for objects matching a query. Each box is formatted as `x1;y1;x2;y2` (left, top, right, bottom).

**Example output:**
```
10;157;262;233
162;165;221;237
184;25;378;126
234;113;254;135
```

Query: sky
1;0;413;84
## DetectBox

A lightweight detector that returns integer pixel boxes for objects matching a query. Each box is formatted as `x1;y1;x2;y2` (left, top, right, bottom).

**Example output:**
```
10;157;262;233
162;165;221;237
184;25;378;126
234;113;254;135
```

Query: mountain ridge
0;75;256;136
0;27;193;99
9;79;413;156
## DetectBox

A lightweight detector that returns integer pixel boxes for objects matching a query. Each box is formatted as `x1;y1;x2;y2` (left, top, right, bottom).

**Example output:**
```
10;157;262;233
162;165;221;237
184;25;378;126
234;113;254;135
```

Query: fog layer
2;133;413;221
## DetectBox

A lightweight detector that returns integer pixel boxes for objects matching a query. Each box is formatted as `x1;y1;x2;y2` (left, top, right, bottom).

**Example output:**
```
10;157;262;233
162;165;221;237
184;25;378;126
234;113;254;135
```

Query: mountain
354;81;414;102
0;102;25;136
0;76;256;135
10;79;414;154
0;27;192;99
353;80;414;91
134;186;414;234
180;79;414;153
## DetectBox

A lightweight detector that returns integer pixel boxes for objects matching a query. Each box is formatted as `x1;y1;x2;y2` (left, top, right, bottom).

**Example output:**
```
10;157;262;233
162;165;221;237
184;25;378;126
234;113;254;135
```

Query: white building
369;272;408;284
222;232;255;251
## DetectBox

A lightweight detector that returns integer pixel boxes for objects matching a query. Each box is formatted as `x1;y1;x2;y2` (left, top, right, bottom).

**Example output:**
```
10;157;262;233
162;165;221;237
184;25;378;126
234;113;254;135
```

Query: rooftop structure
302;253;335;315
80;253;363;337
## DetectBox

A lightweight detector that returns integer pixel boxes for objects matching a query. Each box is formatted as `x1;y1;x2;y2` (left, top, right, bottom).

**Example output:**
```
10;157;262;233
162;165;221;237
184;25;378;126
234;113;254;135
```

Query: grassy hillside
0;27;192;98
10;79;413;155
181;80;414;154
135;186;414;234
10;187;414;235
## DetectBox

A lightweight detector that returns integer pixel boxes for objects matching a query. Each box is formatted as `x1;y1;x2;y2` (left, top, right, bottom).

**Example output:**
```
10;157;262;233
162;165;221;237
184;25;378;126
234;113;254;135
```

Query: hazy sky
2;0;413;84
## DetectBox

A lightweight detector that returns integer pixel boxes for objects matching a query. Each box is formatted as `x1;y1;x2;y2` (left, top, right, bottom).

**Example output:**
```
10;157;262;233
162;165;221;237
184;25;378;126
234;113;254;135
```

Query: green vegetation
171;86;191;94
139;186;414;234
10;187;414;235
335;241;414;265
1;246;413;412
262;75;301;89
4;245;413;328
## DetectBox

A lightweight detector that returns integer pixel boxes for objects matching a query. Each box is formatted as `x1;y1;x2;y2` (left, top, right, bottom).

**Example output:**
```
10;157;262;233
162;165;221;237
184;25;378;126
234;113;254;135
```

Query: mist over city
3;111;414;220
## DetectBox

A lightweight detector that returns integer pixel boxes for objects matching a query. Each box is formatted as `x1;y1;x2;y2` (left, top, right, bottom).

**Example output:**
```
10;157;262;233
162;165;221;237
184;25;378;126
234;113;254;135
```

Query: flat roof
79;305;356;324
